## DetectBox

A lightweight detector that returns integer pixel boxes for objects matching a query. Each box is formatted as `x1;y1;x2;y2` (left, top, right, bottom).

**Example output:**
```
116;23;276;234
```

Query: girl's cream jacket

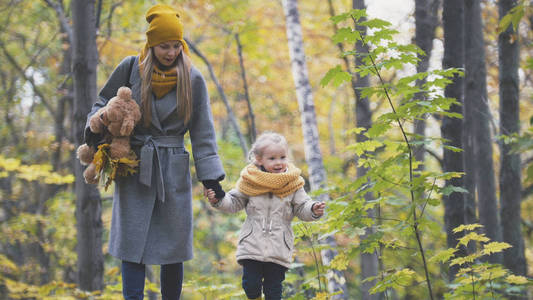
212;187;320;268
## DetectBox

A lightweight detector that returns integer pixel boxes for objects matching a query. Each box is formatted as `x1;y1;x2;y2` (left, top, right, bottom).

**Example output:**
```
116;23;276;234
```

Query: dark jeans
240;259;287;300
122;260;183;300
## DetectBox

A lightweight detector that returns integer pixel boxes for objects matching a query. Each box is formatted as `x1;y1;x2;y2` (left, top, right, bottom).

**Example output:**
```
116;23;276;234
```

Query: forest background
0;0;532;299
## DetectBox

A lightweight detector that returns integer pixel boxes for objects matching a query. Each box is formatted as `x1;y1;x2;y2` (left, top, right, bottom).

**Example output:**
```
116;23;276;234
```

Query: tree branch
522;183;533;199
235;33;257;143
0;43;56;117
424;147;443;169
185;38;249;157
43;0;73;45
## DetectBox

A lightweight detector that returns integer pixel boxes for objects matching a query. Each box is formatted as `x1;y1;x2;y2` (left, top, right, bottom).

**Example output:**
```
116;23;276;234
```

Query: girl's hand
312;202;326;217
204;187;220;205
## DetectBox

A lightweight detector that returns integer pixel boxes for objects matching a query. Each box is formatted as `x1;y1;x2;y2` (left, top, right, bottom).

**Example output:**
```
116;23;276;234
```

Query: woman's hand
312;202;326;217
204;188;220;205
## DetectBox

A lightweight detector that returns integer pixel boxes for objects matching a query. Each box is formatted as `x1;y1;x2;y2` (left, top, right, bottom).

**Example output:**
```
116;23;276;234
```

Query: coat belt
131;135;185;202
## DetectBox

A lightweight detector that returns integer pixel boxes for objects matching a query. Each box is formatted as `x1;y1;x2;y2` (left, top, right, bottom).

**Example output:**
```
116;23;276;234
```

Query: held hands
204;188;220;205
201;180;225;199
312;202;326;217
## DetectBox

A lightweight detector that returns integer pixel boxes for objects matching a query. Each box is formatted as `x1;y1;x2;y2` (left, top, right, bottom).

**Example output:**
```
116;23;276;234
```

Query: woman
84;4;225;299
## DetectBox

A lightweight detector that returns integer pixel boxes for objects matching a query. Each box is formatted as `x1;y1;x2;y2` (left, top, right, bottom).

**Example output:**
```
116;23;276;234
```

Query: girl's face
256;143;288;173
153;40;181;67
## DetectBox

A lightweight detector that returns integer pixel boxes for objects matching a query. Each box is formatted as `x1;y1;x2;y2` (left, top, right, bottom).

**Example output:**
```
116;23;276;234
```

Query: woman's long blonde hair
140;45;192;127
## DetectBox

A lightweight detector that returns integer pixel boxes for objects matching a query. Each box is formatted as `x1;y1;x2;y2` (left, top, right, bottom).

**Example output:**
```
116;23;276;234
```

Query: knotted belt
131;135;185;203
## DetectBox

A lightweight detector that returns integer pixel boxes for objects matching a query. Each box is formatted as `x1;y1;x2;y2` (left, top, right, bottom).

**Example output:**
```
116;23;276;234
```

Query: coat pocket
167;150;191;193
282;230;294;260
238;226;253;245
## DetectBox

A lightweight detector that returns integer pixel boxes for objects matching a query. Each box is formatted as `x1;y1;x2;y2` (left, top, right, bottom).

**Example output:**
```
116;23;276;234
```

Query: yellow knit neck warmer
139;50;178;99
139;49;192;99
237;163;305;198
150;65;177;99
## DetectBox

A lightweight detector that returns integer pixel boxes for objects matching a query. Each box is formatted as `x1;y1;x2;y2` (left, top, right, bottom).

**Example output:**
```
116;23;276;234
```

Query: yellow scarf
138;48;192;99
150;66;177;99
138;49;177;99
237;163;305;198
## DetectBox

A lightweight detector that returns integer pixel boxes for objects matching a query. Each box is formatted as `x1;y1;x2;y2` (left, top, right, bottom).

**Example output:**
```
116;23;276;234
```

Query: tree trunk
352;1;381;299
465;0;502;262
71;0;104;291
282;0;347;298
413;0;439;170
441;0;466;281
498;0;527;277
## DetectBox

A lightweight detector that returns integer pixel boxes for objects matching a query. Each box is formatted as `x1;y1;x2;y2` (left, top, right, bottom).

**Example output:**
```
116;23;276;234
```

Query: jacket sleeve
212;189;248;213
292;187;321;221
84;56;135;144
189;67;225;181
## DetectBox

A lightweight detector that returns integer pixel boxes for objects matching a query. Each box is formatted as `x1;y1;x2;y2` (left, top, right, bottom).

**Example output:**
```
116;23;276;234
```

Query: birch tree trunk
498;0;527;277
282;0;347;298
441;0;466;280
71;0;104;291
465;0;502;262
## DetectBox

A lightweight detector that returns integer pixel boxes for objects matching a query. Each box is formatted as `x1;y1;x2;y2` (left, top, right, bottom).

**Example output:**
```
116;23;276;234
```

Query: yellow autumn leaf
43;173;75;185
330;252;349;271
452;223;483;233
429;248;457;264
106;266;121;277
457;232;489;247
481;241;512;256
506;275;529;285
94;146;139;191
450;254;480;267
0;254;18;274
479;266;507;280
118;156;139;167
0;155;21;171
311;292;330;300
93;143;110;174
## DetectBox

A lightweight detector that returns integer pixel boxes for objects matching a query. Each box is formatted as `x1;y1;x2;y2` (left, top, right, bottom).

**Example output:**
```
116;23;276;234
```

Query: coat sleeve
84;56;135;144
189;67;225;181
291;187;320;221
212;189;248;213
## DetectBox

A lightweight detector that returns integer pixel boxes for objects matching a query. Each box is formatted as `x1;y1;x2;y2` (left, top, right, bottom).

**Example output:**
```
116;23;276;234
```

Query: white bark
282;0;347;298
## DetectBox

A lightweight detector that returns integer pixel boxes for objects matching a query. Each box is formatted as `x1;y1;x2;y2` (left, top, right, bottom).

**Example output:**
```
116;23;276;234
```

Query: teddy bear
76;86;142;184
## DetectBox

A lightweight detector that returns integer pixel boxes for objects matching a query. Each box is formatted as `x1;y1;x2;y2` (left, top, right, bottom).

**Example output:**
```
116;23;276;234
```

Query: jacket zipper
267;192;273;235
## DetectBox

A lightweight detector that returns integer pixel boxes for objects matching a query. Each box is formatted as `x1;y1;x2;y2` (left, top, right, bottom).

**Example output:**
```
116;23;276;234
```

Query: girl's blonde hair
248;132;289;164
140;45;192;127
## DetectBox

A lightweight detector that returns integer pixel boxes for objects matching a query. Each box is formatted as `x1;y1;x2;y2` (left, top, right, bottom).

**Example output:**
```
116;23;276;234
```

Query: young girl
84;4;225;299
205;132;325;300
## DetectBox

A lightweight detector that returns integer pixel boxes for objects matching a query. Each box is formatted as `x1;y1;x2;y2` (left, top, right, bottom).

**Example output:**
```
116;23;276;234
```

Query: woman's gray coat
85;56;225;265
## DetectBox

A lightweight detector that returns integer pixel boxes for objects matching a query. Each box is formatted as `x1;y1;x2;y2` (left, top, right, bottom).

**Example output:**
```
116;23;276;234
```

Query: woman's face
153;40;181;67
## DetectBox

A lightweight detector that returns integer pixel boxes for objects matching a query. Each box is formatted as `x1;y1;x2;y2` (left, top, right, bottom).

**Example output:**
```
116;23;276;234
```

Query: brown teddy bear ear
117;86;132;100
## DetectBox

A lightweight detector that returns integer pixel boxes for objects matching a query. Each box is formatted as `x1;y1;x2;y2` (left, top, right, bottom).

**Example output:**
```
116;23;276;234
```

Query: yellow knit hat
144;4;190;55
